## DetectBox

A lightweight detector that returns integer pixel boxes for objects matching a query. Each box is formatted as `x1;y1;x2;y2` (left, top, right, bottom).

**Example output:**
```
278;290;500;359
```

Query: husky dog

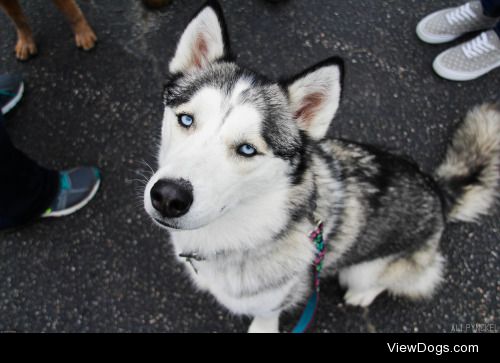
143;1;500;333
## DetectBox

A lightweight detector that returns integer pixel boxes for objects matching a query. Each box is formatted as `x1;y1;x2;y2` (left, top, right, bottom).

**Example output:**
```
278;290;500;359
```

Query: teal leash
292;220;326;333
0;90;14;96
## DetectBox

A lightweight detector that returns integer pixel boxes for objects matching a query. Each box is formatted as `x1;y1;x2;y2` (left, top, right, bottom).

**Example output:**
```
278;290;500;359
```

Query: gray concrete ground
0;0;498;332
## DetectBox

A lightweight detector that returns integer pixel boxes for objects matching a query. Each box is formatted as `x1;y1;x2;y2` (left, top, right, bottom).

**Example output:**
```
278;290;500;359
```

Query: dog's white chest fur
169;224;315;317
182;257;295;316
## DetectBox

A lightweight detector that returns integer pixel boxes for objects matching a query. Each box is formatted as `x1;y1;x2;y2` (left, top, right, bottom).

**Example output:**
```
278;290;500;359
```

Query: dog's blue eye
237;144;257;157
178;114;194;128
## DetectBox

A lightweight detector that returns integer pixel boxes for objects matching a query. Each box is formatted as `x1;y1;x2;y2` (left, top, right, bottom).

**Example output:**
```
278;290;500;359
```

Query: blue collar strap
291;220;326;333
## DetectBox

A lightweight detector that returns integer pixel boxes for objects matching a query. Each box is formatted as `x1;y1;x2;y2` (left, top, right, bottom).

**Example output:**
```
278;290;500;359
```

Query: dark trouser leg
481;0;500;17
495;20;500;38
0;114;59;229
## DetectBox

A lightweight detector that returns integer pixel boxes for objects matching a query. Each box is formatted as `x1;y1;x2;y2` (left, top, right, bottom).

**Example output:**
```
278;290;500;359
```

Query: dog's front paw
248;316;280;333
74;22;97;51
15;36;37;61
344;287;383;307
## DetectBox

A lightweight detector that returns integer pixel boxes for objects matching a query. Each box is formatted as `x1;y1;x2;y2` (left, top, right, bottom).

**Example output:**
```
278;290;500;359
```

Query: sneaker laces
446;3;477;25
462;32;496;58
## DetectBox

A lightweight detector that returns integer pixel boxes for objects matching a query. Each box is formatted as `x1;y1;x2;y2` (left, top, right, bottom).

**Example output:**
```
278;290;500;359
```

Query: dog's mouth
150;205;229;231
153;218;182;230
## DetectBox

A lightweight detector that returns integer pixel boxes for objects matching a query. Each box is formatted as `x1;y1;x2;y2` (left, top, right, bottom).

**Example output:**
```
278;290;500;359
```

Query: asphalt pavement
0;0;498;332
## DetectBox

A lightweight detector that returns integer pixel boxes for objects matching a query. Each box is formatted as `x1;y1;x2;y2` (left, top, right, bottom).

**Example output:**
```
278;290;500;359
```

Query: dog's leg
51;0;97;51
339;239;445;307
248;313;280;333
0;0;37;60
384;251;445;300
343;287;385;307
338;258;390;307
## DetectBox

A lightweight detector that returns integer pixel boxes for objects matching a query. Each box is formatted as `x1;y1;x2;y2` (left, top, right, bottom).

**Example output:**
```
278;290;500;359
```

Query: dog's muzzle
150;178;193;219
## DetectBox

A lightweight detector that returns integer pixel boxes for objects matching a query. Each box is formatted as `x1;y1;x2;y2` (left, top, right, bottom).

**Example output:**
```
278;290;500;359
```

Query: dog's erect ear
285;58;344;140
169;1;230;74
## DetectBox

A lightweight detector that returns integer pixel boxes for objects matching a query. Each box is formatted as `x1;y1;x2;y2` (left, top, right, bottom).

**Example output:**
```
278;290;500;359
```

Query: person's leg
1;73;101;229
0;113;59;229
416;1;498;44
481;0;500;17
427;1;500;81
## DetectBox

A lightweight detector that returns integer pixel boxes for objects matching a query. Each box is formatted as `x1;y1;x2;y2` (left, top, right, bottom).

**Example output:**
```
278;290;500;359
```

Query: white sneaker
433;30;500;81
416;1;498;44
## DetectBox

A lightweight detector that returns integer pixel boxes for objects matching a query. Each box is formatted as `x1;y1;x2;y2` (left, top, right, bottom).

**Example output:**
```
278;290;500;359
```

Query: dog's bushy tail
435;102;500;223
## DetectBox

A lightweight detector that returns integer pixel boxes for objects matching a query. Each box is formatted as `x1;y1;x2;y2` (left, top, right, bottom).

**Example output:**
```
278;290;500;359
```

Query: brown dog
0;0;97;60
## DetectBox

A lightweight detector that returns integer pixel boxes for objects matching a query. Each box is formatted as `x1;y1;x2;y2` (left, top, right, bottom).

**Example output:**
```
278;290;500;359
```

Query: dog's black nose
150;179;193;218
